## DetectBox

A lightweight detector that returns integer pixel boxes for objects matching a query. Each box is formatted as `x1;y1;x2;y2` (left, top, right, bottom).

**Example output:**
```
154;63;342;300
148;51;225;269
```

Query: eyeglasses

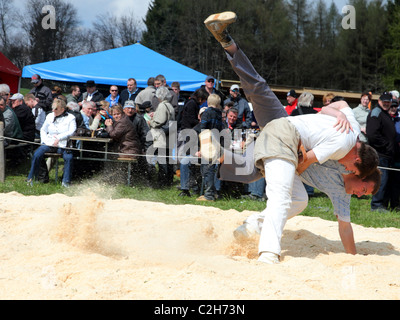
111;90;118;92
207;79;215;83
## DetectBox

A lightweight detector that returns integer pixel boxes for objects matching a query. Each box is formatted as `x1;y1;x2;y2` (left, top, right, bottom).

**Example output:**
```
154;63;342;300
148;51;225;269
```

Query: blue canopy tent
22;43;207;92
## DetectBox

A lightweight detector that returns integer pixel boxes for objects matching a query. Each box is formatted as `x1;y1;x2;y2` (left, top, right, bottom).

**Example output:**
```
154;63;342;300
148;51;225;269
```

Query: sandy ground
1;188;400;300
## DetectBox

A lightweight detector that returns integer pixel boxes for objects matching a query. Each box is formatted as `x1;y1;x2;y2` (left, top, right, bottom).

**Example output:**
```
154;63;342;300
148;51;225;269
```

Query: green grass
2;159;400;229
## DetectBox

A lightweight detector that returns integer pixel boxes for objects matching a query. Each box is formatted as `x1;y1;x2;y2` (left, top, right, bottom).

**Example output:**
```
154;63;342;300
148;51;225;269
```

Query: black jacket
78;91;104;104
118;88;141;107
13;102;36;142
179;98;201;130
128;113;151;152
367;105;397;159
200;107;223;131
29;84;53;113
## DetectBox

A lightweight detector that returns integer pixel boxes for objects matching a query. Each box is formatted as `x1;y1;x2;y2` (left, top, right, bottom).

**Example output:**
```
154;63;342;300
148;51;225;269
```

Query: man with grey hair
154;74;178;111
0;96;23;144
66;101;84;130
135;77;157;110
148;86;176;187
290;92;317;116
80;100;101;131
0;84;11;105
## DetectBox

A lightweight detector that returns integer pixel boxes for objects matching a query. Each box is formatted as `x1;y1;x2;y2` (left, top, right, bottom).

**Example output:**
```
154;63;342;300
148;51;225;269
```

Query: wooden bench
44;153;62;183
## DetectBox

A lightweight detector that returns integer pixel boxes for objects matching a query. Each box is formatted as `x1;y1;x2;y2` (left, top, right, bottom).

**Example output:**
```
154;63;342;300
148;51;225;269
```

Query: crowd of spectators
1;74;400;209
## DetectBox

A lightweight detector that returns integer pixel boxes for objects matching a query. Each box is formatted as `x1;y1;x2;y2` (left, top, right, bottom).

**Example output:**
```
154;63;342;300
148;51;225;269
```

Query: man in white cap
224;84;252;129
10;93;35;142
29;74;53;113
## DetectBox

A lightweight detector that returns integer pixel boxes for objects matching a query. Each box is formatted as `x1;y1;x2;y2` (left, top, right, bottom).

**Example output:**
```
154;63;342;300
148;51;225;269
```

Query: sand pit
1;189;400;300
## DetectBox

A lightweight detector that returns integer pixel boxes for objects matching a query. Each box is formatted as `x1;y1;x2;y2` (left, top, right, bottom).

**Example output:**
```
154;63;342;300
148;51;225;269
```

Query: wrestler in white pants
243;159;308;256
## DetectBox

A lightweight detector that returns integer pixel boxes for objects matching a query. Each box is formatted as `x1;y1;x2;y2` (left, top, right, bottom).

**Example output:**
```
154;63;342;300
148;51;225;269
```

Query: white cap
230;84;240;91
123;100;135;108
9;93;24;100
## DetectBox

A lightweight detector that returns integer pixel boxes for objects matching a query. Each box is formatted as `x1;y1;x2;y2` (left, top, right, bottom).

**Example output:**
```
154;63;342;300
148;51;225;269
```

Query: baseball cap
139;101;152;111
230;84;240;92
31;74;41;84
287;89;297;98
206;75;215;82
123;100;135;109
379;92;392;102
9;93;24;100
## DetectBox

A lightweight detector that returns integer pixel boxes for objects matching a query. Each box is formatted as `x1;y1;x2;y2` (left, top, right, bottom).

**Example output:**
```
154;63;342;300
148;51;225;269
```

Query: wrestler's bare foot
204;11;237;49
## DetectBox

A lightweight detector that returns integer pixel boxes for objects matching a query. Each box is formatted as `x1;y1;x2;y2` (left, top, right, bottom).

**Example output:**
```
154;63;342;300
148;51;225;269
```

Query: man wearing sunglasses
106;85;120;108
202;75;225;103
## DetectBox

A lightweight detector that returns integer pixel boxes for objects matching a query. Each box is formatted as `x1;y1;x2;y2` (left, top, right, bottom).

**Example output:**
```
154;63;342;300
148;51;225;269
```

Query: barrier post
0;121;5;182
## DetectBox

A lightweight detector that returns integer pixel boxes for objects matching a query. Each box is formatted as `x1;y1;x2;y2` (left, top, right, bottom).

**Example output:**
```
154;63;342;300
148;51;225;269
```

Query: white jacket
40;111;77;148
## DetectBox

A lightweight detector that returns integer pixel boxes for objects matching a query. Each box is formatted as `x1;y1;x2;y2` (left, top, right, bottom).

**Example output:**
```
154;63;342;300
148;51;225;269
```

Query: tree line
1;0;399;93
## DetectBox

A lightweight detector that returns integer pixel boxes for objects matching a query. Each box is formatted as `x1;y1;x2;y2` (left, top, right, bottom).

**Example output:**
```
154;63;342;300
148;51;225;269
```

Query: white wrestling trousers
245;158;308;256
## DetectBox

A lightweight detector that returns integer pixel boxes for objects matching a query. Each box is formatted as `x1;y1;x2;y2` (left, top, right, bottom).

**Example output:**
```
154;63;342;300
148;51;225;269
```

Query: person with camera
105;105;141;160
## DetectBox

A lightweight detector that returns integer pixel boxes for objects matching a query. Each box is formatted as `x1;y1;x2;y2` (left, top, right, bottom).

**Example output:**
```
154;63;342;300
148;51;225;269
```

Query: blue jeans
371;156;392;210
180;156;192;191
248;177;266;198
28;145;73;184
201;163;218;200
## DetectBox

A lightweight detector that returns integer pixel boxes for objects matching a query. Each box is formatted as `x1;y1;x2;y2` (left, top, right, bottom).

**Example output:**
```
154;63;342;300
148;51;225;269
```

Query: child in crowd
197;94;223;201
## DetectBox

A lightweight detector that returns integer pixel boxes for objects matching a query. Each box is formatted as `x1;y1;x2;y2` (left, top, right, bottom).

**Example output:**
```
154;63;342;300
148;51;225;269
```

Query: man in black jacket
178;88;209;131
367;92;397;211
9;93;36;166
119;78;141;107
78;80;104;107
29;74;53;113
10;93;35;142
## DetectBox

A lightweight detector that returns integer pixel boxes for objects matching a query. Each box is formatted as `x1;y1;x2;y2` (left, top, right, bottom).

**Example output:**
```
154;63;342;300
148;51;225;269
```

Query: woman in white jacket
27;98;76;187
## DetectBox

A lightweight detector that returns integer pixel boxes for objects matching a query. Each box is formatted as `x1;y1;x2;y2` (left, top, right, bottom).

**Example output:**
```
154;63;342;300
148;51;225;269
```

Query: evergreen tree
383;0;400;90
337;0;388;92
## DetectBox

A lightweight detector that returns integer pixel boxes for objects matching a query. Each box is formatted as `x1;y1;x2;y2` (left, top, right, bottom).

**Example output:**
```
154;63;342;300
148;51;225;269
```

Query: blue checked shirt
300;160;352;222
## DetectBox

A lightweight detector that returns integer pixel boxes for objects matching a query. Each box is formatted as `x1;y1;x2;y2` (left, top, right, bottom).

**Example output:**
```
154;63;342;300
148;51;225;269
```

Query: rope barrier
2;136;197;160
3;136;400;172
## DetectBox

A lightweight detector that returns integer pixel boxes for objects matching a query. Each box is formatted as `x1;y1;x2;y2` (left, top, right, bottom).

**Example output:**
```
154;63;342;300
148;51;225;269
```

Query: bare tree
118;11;144;47
93;13;120;50
20;0;81;63
93;11;144;51
0;0;16;53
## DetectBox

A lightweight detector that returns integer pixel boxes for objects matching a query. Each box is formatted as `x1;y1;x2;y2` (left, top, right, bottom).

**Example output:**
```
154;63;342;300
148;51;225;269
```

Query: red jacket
285;99;298;116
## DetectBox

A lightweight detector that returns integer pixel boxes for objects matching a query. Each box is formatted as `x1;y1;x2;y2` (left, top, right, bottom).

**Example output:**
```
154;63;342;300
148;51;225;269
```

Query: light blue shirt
300;160;352;222
80;111;90;130
105;94;120;107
